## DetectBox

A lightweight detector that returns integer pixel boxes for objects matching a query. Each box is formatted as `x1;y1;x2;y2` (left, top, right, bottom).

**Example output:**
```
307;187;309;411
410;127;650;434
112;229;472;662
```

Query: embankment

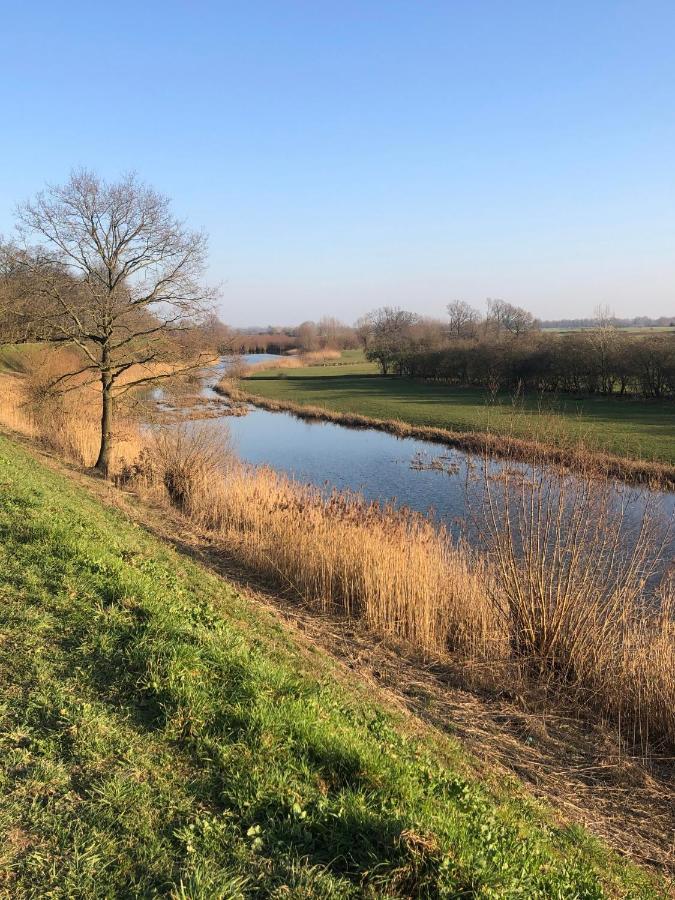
1;433;663;897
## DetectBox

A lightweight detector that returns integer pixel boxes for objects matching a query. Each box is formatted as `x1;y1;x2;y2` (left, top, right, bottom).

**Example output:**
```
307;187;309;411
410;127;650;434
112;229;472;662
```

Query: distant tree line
357;302;675;399
232;317;360;355
541;315;674;329
232;332;299;354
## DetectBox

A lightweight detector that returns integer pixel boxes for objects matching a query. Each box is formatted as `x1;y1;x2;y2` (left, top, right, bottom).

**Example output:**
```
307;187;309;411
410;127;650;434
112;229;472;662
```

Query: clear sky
1;1;674;325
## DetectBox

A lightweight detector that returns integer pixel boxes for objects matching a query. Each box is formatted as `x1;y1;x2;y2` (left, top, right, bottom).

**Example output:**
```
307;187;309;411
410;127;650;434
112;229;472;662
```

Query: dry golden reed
145;424;494;656
234;349;343;376
0;346;143;472
477;461;674;747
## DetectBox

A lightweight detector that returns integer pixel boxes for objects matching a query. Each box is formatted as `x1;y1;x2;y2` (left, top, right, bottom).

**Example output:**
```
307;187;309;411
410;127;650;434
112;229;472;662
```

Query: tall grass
144;425;494;655
477;462;674;747
0;373;37;437
235;349;344;375
0;346;143;471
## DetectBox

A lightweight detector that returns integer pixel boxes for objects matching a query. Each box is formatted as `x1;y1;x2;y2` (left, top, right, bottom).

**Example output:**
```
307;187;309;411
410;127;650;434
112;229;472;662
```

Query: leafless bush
221;355;252;379
148;424;233;512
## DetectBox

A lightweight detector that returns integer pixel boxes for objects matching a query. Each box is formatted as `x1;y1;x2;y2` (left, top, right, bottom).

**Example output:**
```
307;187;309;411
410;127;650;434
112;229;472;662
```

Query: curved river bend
192;357;675;550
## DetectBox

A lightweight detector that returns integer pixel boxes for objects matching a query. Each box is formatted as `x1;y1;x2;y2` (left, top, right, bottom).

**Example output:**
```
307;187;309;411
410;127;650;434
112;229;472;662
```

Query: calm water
229;353;283;367
199;356;675;542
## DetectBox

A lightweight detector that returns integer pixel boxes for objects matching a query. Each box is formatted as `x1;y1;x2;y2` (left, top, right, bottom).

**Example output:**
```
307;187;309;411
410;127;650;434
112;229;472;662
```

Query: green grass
336;348;370;364
0;436;665;897
247;359;675;464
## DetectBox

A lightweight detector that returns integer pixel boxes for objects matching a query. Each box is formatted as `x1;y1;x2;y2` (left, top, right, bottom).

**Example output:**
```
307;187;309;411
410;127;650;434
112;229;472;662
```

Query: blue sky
1;1;674;325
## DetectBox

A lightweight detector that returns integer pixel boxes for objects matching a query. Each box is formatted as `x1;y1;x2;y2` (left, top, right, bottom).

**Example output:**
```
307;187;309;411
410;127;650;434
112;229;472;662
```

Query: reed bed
234;349;343;376
136;424;674;750
0;374;37;438
0;347;143;472
477;463;674;747
144;425;496;656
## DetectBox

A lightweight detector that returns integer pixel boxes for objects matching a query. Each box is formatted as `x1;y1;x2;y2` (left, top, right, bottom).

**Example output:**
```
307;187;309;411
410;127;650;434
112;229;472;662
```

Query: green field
541;326;674;335
0;434;664;897
247;357;675;464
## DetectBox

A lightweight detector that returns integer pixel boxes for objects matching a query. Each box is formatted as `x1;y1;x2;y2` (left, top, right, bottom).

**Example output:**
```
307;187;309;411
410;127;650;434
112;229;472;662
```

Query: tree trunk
94;371;113;476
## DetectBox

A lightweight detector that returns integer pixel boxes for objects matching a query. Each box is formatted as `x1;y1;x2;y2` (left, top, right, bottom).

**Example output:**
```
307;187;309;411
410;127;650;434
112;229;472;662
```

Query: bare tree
297;320;319;351
587;304;619;394
485;298;508;335
0;239;24;339
486;298;537;336
503;304;537;336
593;303;615;330
193;313;233;355
9;170;216;474
446;300;479;338
317;315;356;349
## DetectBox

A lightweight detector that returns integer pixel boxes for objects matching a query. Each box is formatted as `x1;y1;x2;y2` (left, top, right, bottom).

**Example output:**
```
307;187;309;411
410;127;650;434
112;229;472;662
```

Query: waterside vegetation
2;353;673;753
1;339;674;889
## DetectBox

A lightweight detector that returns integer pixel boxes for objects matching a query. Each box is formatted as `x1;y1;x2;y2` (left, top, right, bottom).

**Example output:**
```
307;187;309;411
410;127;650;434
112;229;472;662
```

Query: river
184;356;675;551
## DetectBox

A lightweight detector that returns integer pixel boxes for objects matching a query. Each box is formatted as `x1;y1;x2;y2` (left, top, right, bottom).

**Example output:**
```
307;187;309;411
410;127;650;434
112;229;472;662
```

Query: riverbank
3;358;673;747
3;434;675;893
216;379;675;488
239;350;675;464
2;434;669;897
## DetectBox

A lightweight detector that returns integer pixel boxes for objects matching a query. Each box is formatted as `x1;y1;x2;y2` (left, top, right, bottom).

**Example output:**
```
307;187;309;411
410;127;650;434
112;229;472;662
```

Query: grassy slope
0;436;663;898
246;357;675;464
